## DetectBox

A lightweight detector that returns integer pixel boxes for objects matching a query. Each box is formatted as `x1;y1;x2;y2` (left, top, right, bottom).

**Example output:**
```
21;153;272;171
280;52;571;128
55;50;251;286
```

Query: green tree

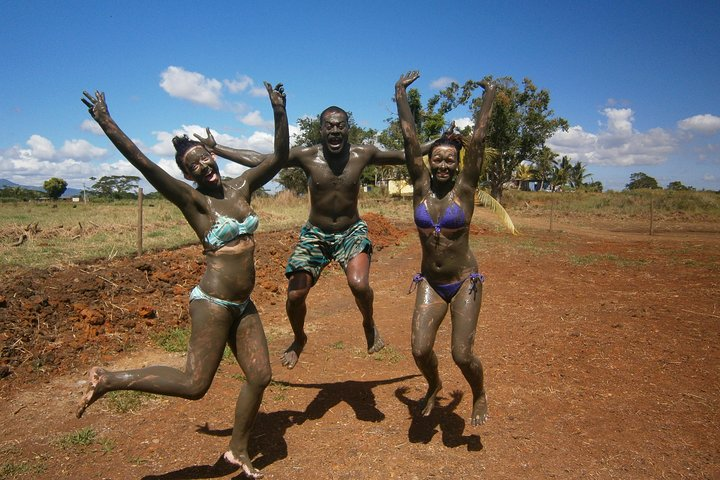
569;161;591;189
667;180;694;191
584;180;604;192
514;163;534;191
532;146;557;191
481;77;569;203
626;172;660;190
91;175;140;199
43;177;67;199
550;155;572;191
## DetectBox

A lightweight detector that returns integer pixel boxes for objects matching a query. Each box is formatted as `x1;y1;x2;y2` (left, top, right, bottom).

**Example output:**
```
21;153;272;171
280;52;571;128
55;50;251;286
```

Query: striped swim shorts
285;219;372;283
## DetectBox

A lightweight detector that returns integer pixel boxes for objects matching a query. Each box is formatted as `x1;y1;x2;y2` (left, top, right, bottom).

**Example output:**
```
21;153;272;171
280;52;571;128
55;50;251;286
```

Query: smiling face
320;110;349;155
182;146;220;187
429;144;459;183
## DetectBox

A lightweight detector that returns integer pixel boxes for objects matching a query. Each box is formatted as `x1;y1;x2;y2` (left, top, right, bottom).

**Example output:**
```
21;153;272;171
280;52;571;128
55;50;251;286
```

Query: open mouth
203;170;219;183
327;137;343;150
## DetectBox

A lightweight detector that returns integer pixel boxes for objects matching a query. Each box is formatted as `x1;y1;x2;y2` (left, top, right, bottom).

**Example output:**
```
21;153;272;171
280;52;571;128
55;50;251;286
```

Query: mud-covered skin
201;107;411;368
77;83;289;474
396;70;496;425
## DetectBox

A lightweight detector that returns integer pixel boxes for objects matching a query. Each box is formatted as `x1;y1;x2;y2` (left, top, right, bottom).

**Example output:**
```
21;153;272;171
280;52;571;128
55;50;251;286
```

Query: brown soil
0;211;718;479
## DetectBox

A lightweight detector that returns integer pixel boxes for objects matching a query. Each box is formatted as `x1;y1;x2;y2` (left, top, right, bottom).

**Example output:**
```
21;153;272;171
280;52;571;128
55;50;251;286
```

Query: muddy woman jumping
395;71;496;426
76;81;289;478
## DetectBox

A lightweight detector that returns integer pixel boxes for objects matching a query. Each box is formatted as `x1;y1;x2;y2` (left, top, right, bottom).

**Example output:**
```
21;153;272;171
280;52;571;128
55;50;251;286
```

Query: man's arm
194;129;269;167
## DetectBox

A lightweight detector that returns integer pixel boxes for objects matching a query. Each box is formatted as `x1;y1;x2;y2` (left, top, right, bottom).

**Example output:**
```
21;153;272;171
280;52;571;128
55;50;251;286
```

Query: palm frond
477;189;519;235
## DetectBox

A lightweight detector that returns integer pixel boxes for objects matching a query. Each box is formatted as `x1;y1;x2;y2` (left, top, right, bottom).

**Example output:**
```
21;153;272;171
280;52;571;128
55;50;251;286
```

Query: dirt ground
0;210;718;479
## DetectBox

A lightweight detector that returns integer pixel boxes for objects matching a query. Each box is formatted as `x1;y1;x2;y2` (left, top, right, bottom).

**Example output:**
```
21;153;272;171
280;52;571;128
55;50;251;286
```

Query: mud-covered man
197;106;423;369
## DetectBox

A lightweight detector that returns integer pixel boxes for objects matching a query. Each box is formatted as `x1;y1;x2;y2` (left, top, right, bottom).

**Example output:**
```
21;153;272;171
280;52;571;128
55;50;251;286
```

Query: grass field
0;189;717;269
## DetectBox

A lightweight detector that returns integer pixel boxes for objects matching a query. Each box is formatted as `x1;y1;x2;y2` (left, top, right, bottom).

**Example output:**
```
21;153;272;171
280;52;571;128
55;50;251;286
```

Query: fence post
137;187;143;256
549;197;555;232
649;196;654;236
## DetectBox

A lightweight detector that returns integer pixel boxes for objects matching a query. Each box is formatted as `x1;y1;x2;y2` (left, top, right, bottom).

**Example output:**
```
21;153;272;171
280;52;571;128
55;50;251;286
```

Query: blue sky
1;0;718;193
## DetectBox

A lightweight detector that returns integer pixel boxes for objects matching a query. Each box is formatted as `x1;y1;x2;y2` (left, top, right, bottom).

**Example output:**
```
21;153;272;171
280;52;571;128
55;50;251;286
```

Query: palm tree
513;163;534;191
533;146;557;191
569;161;590;190
550;155;572;192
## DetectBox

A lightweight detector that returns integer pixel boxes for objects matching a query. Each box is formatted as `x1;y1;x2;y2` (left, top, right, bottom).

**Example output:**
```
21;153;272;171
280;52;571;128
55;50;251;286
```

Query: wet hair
172;135;204;173
320;106;348;125
429;130;465;157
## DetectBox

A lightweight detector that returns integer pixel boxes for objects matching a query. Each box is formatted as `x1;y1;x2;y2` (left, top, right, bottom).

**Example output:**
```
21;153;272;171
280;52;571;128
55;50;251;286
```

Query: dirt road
1;212;718;479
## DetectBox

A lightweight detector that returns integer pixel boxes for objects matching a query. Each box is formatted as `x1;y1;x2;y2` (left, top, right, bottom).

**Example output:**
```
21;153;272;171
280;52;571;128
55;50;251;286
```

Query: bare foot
419;381;442;417
76;367;105;418
365;325;385;354
280;335;306;370
471;391;488;426
223;450;263;478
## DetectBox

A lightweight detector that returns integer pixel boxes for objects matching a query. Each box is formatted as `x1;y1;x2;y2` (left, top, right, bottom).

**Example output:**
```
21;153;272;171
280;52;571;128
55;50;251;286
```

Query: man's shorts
285;219;372;284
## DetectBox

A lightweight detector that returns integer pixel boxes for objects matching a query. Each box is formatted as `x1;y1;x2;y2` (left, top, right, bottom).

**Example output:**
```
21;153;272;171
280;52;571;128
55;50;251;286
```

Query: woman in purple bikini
395;71;496;426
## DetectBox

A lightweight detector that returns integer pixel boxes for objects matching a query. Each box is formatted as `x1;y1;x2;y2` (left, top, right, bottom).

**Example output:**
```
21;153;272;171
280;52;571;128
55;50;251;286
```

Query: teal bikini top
204;214;259;249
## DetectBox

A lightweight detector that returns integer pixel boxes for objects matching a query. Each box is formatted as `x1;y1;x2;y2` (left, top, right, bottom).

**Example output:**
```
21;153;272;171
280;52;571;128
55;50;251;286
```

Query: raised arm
395;71;428;186
242;82;289;193
194;129;270;168
82;91;195;205
458;81;497;189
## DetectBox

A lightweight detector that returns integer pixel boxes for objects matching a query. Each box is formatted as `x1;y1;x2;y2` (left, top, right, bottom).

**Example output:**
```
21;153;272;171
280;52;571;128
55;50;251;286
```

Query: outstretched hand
396;70;420;89
444;120;457;136
81;90;109;120
265;82;286;108
193;127;217;149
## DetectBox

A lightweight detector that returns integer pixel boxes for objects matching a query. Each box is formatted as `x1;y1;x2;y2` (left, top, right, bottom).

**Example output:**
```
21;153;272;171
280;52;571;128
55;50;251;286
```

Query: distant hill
0;178;83;198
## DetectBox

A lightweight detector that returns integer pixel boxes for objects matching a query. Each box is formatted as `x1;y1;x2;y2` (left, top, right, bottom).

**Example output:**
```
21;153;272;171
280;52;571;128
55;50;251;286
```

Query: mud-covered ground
1;211;718;479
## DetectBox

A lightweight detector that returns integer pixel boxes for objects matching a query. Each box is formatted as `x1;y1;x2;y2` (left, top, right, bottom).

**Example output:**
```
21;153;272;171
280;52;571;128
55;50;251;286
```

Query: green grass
55;427;97;449
151;326;233;360
504;189;720;218
151;327;190;353
0;460;46;478
569;253;649;267
105;391;159;414
371;345;403;364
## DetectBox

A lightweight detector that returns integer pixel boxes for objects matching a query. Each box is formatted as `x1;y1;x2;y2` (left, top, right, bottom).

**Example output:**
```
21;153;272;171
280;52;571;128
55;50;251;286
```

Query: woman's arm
459;82;497;189
82;91;196;206
395;71;428;191
242;82;289;194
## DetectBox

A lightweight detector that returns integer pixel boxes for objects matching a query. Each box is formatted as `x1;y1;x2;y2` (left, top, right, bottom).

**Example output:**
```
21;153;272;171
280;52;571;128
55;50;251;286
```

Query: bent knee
184;381;213;401
451;348;475;368
286;287;310;305
246;368;272;389
347;278;371;296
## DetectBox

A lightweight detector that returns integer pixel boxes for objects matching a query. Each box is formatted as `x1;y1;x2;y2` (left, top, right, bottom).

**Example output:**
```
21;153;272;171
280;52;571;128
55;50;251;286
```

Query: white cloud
430;76;455;90
59;139;107;159
27;135;55;160
249;86;268;98
548;108;676;166
677;114;720;135
160;66;223;109
80;119;104;135
452;117;473;130
224;74;254;93
240;110;272;129
703;174;717;182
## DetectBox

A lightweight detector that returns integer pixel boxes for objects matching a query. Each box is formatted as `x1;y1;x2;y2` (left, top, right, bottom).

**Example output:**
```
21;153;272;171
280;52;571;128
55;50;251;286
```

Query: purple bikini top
414;198;466;235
